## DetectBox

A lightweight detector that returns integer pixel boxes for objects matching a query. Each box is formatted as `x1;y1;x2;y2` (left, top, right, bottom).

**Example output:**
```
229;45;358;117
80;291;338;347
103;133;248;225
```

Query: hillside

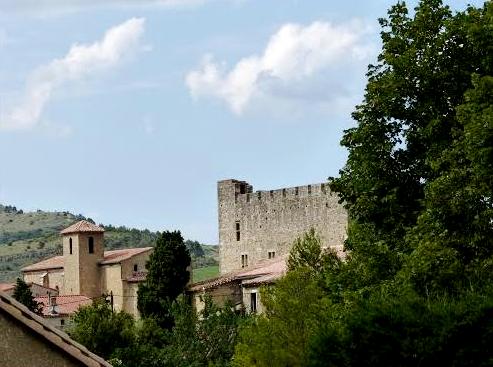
0;204;218;283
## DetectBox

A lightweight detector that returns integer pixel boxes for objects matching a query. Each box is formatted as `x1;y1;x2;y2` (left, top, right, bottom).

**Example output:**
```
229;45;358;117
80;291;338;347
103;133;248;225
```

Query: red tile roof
100;247;153;265
21;256;64;272
60;220;104;235
35;295;92;317
188;257;287;292
22;247;153;272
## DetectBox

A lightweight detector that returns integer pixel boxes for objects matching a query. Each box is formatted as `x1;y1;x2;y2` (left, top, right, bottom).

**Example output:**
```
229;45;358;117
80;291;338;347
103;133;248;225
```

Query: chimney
48;294;59;315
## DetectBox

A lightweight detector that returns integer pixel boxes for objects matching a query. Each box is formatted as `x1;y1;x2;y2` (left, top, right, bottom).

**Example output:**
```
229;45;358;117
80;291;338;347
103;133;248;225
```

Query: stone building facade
0;291;111;366
218;179;347;274
22;220;152;320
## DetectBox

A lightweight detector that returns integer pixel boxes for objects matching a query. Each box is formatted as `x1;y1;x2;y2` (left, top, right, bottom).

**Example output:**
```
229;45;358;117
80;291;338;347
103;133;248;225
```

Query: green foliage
165;296;243;367
110;296;244;367
70;299;135;361
234;268;328;367
287;228;325;272
309;286;493;367
185;240;205;258
137;230;191;329
329;0;493;290
12;278;41;314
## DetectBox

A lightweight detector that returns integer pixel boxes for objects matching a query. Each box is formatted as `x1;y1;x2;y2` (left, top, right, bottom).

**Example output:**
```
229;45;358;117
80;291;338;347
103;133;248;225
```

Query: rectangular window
88;236;94;254
133;264;138;272
268;251;276;259
241;254;248;268
250;293;257;313
236;221;240;241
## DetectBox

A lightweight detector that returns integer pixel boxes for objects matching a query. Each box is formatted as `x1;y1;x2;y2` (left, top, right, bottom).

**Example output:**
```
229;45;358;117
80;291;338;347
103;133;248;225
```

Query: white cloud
0;17;145;131
185;20;374;116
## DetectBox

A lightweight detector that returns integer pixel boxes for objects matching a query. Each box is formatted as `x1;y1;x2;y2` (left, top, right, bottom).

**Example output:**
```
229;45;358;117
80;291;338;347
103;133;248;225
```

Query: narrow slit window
268;251;276;259
88;236;94;254
236;221;240;241
69;238;73;255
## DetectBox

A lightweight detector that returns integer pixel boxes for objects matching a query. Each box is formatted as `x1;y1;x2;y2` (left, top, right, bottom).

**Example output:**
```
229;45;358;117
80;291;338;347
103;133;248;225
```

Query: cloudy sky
0;0;482;243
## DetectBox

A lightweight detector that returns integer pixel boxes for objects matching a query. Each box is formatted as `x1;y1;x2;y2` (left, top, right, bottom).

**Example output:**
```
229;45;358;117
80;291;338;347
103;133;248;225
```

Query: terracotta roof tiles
22;247;153;272
60;220;104;235
188;257;287;292
21;256;64;272
35;295;92;317
100;247;153;265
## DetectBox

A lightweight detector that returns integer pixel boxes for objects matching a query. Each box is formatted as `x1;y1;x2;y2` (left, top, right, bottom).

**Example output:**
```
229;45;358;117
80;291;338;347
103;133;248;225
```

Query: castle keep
218;179;348;274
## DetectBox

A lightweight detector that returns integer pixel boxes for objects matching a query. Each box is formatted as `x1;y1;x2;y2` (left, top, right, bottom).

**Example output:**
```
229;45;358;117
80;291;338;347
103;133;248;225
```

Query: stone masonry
218;179;348;274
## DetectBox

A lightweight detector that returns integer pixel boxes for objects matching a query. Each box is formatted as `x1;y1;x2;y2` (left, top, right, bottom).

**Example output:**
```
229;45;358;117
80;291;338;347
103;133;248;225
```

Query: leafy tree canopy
70;299;135;360
12;278;41;314
137;230;191;328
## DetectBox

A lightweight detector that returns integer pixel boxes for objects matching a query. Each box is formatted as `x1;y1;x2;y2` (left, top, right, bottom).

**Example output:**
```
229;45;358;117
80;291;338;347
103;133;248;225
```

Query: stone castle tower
61;220;104;298
218;179;348;274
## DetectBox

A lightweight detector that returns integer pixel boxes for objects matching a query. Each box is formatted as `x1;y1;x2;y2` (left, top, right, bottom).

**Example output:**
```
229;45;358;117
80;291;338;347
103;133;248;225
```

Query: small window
308;185;312;194
236;221;240;241
241;254;248;268
69;238;73;255
133;264;138;272
268;251;276;259
60;319;65;326
88;236;94;254
250;292;257;313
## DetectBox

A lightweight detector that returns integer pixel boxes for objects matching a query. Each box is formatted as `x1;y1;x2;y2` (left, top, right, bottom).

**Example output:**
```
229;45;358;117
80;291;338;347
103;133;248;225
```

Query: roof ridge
0;291;111;366
60;220;104;235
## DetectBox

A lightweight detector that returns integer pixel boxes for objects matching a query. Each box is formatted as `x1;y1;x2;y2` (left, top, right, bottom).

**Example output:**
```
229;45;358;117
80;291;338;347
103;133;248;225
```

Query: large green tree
137;230;191;329
329;0;493;292
12;278;41;314
70;299;135;360
236;1;493;366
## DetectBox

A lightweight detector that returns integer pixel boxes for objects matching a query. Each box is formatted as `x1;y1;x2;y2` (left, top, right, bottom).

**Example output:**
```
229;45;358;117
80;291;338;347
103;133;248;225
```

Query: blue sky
0;0;484;244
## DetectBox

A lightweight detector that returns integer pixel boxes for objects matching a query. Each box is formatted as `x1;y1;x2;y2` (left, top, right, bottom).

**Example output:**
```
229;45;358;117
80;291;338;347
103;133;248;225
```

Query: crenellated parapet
218;179;347;274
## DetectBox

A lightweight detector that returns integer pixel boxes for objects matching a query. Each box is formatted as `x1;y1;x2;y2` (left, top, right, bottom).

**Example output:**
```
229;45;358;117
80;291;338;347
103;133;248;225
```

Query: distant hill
0;204;218;282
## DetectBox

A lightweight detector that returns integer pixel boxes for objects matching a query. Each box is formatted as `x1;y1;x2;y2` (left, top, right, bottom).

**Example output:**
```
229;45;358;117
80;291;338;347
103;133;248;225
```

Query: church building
21;220;152;322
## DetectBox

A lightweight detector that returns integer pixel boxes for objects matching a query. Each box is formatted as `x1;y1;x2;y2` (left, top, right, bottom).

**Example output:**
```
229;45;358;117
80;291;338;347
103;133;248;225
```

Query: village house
0;290;111;367
21;220;152;322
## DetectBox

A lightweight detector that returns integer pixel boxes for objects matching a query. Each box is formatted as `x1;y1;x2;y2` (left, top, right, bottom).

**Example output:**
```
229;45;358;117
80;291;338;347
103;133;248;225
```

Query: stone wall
62;232;104;298
101;265;123;311
218;179;347;274
0;311;82;367
24;270;64;293
191;282;243;314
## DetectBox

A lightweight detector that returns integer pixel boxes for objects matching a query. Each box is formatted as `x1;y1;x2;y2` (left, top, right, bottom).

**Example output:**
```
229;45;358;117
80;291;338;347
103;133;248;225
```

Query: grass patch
193;265;219;282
